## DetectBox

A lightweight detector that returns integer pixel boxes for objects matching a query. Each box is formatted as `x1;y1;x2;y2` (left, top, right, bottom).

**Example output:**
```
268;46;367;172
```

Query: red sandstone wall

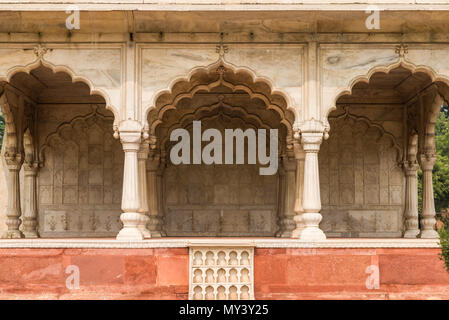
255;248;449;300
0;247;448;299
0;248;189;299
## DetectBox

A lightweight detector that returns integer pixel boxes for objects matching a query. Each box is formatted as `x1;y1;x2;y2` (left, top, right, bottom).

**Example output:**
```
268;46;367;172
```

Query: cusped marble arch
328;108;403;163
1;58;120;125
145;59;298;127
39;107;114;162
159;101;276;150
326;59;449;122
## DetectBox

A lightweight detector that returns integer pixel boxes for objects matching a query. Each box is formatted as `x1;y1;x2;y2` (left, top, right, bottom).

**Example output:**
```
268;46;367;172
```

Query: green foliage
434;109;449;213
433;105;449;273
439;225;449;273
0;112;4;151
418;106;449;214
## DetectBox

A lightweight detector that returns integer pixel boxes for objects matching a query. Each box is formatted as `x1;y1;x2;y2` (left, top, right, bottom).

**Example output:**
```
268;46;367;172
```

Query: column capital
4;152;23;170
420;152;437;171
147;151;161;172
137;141;150;160
300;133;323;152
118;120;142;151
403;161;419;176
23;161;39;175
293;141;305;161
282;152;296;171
295;119;329;153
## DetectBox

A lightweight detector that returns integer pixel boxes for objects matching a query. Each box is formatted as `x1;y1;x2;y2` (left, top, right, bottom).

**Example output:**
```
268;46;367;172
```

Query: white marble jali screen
189;246;255;300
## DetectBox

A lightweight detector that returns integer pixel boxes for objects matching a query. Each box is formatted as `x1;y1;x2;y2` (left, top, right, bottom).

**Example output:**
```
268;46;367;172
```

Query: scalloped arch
145;59;298;127
0;93;18;155
328;108;403;163
39;107;114;161
161;111;272;155
159;101;275;149
1;59;119;123
327;59;449;121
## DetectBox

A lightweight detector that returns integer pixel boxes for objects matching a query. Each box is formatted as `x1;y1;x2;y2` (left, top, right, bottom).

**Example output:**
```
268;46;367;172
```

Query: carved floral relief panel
38;107;123;237
319;111;404;237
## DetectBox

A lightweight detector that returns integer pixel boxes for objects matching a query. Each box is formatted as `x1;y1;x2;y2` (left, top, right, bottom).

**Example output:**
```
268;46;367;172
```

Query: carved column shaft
403;163;420;238
292;142;305;238
300;132;326;240
116;120;144;241
156;167;166;236
420;154;439;238
137;142;151;238
2;154;23;238
147;152;163;237
22;164;39;238
275;164;285;237
279;156;297;237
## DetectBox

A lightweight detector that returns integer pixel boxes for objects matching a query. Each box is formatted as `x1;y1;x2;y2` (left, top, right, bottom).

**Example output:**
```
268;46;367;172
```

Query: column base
1;230;24;239
149;231;163;238
278;231;293;238
117;212;144;241
23;231;39;238
298;212;326;240
291;214;304;238
403;229;420;238
138;215;152;239
420;229;439;239
291;228;304;238
299;228;326;240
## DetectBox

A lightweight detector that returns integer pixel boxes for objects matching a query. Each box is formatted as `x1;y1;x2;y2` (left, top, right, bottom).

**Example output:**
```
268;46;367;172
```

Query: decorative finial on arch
395;44;408;61
216;44;228;61
33;44;49;60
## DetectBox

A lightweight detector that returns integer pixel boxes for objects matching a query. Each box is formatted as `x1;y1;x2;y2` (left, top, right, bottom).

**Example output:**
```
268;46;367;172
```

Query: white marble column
137;142;152;238
147;152;164;237
116;120;144;241
403;133;420;238
403;162;420;238
299;131;326;240
275;164;285;237
292;142;305;238
156;165;167;236
278;155;297;237
2;153;23;238
22;162;39;238
420;153;439;238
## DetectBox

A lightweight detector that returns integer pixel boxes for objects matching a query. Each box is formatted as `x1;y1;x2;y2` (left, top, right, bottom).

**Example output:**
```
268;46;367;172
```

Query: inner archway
147;63;295;237
322;65;449;238
0;64;121;238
